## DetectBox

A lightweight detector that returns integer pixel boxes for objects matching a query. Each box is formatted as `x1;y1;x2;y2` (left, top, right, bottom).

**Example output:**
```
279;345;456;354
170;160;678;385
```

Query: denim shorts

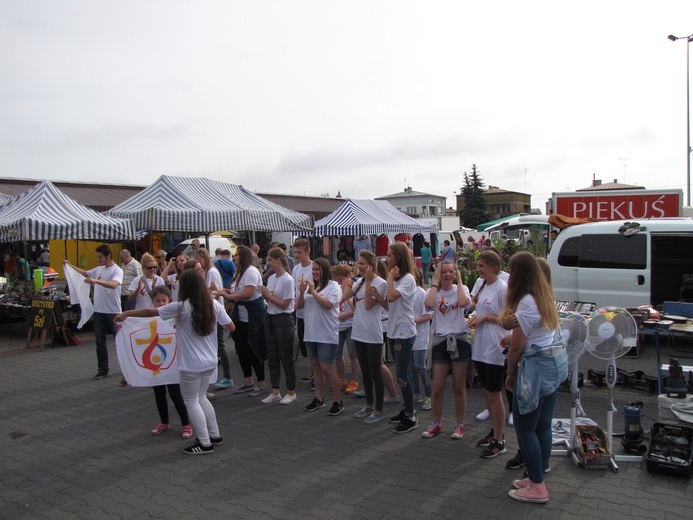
431;337;472;364
305;341;338;363
336;328;357;359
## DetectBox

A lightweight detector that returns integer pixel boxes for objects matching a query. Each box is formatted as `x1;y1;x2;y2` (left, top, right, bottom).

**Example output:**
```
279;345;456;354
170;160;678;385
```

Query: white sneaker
508;414;514;426
279;394;297;405
261;393;282;404
476;409;490;421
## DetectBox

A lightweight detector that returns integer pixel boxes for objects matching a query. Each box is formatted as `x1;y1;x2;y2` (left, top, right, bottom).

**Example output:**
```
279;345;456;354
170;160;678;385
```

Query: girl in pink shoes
421;260;471;440
148;286;193;440
501;252;567;503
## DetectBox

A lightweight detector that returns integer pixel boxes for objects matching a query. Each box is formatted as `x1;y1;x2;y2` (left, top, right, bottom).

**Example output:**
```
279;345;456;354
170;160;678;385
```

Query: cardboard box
575;425;611;470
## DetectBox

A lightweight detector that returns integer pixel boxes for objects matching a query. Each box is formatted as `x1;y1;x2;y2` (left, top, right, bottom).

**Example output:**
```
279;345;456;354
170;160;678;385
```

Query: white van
548;218;693;308
168;235;236;259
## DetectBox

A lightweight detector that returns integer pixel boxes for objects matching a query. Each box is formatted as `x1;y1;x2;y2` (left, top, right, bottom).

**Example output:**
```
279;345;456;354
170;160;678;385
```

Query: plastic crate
645;422;693;478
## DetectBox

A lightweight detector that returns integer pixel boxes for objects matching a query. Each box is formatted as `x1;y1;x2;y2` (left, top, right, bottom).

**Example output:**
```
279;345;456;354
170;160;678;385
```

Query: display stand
26;300;55;351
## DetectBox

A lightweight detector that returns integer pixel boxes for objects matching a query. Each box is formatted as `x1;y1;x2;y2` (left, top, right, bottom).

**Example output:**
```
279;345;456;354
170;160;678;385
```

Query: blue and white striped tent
0;181;136;242
108;175;313;232
314;199;436;236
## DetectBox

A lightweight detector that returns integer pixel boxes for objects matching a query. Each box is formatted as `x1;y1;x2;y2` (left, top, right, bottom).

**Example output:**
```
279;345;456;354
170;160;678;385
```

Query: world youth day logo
128;320;177;376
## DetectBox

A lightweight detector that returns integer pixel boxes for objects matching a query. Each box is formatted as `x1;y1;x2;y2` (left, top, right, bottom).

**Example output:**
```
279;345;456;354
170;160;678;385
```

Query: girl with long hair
115;270;235;454
340;250;389;424
258;247;297;405
467;250;509;458
501;252;567;504
386;242;419;434
218;245;267;396
422;260;472;440
297;258;343;416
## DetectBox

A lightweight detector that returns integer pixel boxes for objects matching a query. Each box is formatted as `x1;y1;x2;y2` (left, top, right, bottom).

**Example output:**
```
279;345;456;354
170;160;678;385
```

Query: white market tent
314;199;437;236
0;180;136;242
107;175;313;232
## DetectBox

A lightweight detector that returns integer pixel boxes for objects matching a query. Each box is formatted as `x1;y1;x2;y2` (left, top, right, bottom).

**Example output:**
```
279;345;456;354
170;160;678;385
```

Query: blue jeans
93;312;117;372
410;349;431;397
389;336;416;417
512;389;557;484
421;263;430;285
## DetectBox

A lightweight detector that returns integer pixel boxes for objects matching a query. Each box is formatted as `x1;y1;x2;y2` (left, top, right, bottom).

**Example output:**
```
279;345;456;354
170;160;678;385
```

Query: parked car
548;218;693;308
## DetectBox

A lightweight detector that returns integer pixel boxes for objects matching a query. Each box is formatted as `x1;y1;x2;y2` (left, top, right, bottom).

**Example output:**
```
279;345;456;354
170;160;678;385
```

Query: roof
376;187;445;200
485;186;530;196
578;181;644;191
314;199;437;236
0;178;145;212
0;180;135;242
257;193;344;221
107;175;313;232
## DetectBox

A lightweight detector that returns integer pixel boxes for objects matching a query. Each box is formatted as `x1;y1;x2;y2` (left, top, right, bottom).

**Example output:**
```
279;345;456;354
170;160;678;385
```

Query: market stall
0;180;136;342
106;175;313;234
313;198;437;263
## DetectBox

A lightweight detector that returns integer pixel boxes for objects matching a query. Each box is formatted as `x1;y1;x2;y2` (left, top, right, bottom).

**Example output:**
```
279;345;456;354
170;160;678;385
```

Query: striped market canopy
314;199;437;236
0;181;136;242
107;175;313;233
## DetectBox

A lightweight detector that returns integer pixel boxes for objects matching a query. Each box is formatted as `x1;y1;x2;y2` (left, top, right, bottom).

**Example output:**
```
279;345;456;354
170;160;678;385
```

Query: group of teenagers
76;236;567;505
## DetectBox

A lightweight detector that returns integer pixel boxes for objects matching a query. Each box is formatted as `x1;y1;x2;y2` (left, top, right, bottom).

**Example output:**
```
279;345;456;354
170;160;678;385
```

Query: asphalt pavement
1;325;692;519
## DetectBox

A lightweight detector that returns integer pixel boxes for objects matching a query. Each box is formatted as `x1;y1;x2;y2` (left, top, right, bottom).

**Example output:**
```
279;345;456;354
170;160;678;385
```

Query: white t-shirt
128;275;166;309
158;299;231;372
302;280;341;345
471;278;508;366
266;272;295;315
427;284;470;337
471;272;510;301
292;261;313;319
499;271;510;283
413;286;432;351
87;263;123;314
515;294;557;350
167;274;181;302
206;267;224;306
230;266;263;322
388;273;417;339
350;276;387;344
338;297;354;332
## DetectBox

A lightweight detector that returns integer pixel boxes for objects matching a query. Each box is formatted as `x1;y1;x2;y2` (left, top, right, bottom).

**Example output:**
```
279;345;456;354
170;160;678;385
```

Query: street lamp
668;33;693;206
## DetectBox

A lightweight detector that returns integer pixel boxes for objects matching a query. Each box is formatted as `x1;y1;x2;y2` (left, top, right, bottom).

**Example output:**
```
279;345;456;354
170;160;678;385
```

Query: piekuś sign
555;192;681;220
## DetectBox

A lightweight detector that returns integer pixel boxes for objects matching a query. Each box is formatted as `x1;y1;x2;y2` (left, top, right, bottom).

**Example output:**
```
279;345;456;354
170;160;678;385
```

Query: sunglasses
144;265;157;270
156;256;165;259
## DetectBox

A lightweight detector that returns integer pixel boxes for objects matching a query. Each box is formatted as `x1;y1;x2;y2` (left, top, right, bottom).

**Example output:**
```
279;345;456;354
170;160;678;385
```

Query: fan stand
603;355;644;472
551;358;587;458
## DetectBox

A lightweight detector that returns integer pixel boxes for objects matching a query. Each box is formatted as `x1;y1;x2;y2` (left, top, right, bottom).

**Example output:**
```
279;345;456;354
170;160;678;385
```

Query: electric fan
558;313;589;453
585;306;639;471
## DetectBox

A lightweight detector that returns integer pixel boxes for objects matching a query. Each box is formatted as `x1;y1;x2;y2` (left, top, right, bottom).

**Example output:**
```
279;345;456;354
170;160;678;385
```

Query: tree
458;164;492;229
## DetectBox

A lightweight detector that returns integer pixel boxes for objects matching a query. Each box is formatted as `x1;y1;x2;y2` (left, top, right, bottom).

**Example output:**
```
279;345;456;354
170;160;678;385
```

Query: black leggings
233;321;266;381
355;340;385;411
152;384;189;426
266;313;296;391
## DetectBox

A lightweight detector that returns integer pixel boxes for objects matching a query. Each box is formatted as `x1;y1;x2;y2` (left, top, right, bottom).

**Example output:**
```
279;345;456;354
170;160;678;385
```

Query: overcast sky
2;1;693;211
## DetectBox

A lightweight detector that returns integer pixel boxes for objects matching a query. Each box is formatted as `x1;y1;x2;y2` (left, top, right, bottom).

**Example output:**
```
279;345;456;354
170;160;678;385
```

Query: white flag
115;316;218;387
63;264;93;329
